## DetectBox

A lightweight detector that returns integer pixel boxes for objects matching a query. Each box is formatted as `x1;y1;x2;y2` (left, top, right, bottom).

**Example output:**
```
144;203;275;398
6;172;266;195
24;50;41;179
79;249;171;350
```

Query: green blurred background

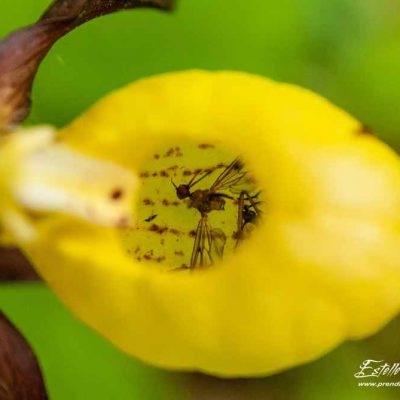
1;0;400;398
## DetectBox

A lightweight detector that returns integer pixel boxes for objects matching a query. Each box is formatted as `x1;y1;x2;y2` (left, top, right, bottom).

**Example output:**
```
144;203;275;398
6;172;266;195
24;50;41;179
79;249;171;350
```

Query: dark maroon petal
0;0;174;128
0;311;48;399
0;247;40;282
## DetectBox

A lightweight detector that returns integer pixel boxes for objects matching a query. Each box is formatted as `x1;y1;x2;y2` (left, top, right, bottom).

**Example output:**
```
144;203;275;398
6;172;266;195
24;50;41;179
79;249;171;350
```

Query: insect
235;191;262;245
172;157;248;268
144;213;158;222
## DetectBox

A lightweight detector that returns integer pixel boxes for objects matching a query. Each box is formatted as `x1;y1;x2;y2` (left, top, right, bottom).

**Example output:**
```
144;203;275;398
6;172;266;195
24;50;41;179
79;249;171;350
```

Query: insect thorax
190;190;226;214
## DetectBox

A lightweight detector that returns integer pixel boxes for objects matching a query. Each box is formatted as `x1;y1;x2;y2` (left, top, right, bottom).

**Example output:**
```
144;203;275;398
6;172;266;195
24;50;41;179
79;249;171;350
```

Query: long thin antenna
189;169;214;188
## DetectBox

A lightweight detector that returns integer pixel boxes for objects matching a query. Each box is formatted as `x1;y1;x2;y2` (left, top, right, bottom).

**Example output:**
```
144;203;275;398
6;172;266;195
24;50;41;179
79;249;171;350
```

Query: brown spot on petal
149;224;168;234
198;143;214;149
110;188;124;200
164;148;174;157
143;198;155;206
188;230;196;237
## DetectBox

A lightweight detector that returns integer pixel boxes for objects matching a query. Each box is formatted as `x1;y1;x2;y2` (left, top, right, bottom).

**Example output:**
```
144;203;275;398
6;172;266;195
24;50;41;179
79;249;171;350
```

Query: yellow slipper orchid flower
2;70;400;377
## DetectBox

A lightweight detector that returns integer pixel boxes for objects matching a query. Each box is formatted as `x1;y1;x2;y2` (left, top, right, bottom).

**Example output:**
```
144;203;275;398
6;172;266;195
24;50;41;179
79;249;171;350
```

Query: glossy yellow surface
4;71;400;376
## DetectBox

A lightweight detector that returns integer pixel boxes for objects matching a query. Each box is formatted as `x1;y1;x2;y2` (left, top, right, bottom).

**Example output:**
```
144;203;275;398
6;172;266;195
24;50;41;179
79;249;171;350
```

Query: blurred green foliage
1;0;400;144
1;0;400;398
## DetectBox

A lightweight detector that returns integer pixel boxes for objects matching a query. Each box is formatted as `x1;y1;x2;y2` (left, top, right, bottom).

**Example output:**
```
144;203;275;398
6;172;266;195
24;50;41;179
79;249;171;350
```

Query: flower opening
121;140;263;271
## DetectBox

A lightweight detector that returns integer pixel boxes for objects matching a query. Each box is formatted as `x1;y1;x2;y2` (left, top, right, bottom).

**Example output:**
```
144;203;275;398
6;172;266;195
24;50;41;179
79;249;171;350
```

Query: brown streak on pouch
149;224;168;234
162;199;170;206
198;143;215;149
143;198;155;206
140;171;150;178
164;148;174;157
110;188;123;200
160;170;169;177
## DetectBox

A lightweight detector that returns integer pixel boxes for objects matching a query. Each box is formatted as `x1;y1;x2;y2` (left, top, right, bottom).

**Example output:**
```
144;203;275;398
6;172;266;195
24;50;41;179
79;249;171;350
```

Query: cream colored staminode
0;126;138;242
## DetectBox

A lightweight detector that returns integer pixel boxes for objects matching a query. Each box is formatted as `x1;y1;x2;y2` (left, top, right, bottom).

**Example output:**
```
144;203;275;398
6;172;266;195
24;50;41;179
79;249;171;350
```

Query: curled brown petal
0;311;48;399
0;246;40;282
0;0;174;129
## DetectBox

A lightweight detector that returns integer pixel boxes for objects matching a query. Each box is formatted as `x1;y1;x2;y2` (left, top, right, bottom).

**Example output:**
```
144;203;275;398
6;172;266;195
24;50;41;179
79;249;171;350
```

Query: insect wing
190;217;228;267
190;216;210;267
209;228;226;260
209;157;248;193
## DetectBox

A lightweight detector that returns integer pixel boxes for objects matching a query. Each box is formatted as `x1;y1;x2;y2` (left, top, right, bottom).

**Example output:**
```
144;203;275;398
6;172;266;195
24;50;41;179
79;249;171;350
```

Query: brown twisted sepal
0;0;174;129
0;311;48;399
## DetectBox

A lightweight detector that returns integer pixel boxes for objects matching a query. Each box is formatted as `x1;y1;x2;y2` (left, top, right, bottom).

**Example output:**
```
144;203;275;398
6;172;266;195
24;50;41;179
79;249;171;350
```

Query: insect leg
190;215;208;267
237;191;245;234
243;191;262;215
205;220;214;264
